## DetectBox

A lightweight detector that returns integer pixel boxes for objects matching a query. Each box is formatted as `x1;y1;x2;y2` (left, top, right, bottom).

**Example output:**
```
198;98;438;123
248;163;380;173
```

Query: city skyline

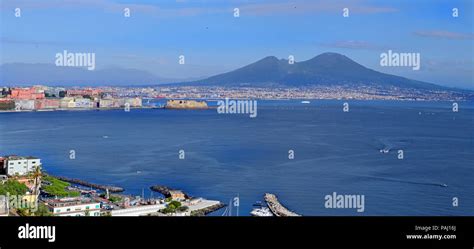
1;0;473;89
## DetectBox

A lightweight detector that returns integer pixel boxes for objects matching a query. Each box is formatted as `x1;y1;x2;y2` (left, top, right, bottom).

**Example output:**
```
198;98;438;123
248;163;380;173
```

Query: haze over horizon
1;0;473;89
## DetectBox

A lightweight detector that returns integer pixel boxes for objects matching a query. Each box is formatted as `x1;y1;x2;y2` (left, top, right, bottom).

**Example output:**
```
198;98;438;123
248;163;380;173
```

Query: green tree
0;179;29;196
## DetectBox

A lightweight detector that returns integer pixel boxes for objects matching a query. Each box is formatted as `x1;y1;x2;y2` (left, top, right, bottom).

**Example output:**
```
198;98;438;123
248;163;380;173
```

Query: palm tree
31;165;42;198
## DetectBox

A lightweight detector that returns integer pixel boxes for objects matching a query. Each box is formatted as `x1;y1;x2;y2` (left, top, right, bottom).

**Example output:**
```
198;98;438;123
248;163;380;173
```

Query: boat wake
356;175;448;188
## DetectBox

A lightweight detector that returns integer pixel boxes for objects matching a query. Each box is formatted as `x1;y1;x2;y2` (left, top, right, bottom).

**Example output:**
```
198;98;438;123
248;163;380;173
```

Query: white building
110;203;166;217
4;156;41;176
74;98;93;108
14;100;35;110
45;198;101;216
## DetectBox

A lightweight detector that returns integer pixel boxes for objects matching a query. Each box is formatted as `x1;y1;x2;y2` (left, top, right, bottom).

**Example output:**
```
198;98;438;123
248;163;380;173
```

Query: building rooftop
3;155;39;160
44;197;99;207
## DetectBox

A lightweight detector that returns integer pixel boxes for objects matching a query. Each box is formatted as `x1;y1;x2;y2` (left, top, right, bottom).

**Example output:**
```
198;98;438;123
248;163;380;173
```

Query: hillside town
0;155;224;217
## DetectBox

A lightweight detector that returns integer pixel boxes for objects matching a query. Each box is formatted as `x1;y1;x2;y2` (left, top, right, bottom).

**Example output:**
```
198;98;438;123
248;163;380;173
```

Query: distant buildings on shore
165;99;208;109
0;86;142;111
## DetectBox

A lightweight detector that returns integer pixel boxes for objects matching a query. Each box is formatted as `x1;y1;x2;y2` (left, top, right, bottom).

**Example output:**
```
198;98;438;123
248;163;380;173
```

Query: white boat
379;148;389;153
301;101;310;104
250;207;273;217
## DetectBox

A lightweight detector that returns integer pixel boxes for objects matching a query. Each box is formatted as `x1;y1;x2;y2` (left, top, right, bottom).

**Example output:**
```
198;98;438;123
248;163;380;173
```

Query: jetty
51;175;124;192
149;185;190;198
264;193;301;217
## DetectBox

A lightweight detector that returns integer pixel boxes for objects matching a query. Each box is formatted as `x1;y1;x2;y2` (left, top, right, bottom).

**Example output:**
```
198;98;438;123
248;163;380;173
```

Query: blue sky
1;0;473;88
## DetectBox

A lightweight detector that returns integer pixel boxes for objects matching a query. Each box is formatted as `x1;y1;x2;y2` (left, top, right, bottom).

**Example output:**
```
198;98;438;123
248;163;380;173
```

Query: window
86;206;90;209
96;205;100;209
56;209;61;213
66;208;71;212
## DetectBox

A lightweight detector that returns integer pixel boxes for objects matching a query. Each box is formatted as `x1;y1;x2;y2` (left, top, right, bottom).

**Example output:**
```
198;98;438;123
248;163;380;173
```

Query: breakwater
51;175;124;192
264;193;301;217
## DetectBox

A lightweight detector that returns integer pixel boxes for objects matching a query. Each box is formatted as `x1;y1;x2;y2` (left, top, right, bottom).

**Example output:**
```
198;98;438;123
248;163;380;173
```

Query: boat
250;207;273;217
379;148;389;153
253;201;263;207
301;100;310;104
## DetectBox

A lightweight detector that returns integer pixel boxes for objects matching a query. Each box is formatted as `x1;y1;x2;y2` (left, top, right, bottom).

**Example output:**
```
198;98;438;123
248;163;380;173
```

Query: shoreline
1;99;471;113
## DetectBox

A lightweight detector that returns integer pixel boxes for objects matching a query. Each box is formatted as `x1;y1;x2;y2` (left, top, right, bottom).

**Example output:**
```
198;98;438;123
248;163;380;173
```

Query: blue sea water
1;100;473;216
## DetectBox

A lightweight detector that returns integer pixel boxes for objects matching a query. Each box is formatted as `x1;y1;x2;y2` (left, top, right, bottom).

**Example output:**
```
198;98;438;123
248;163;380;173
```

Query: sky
1;0;473;89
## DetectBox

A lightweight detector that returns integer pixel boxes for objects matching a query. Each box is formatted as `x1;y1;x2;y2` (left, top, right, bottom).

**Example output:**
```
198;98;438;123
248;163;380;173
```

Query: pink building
9;88;45;100
67;89;101;97
35;99;60;109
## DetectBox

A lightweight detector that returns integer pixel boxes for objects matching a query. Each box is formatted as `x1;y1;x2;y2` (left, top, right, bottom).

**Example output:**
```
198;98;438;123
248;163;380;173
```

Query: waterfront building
44;197;101;216
99;98;120;108
165;100;208;109
118;97;142;107
110;203;166;217
169;190;186;201
9;87;45;100
3;156;41;176
59;97;76;108
74;97;93;108
34;99;60;109
14;99;35;110
66;89;101;97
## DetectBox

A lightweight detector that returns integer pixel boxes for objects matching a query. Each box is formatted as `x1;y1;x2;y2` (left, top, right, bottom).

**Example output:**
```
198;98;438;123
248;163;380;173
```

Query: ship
164;99;208;109
250;207;274;217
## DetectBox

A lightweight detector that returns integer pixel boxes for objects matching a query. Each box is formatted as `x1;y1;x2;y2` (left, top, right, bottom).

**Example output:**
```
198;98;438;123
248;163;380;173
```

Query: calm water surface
1;100;473;215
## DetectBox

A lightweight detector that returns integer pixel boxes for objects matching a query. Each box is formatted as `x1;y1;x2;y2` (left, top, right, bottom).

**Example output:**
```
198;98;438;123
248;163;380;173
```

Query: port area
39;176;224;217
264;193;301;217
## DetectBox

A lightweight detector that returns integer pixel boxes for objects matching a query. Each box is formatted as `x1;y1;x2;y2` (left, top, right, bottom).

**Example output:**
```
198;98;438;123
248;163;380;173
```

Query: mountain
0;63;174;86
187;52;444;90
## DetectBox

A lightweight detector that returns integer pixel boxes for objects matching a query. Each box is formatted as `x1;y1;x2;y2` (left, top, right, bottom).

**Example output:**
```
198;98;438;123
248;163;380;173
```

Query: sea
1;100;473;216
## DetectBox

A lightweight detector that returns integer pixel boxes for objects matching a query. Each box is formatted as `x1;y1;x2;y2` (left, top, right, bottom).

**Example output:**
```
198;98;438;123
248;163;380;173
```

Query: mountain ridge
185;52;446;90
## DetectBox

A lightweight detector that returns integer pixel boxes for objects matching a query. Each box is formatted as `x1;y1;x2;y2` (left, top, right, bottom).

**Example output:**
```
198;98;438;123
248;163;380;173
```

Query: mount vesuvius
185;52;446;90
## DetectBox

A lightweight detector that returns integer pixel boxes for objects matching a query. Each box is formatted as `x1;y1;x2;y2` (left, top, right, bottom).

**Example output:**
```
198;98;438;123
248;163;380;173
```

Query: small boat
379;149;389;153
102;135;109;139
251;207;273;217
301;101;310;104
253;201;263;207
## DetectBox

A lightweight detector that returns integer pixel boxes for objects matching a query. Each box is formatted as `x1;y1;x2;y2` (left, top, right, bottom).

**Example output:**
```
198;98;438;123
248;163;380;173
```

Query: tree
31;165;42;197
0;179;28;196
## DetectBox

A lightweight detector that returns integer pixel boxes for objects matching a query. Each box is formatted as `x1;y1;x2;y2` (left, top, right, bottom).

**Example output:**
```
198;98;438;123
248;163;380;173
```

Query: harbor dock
264;193;301;217
51;175;124;192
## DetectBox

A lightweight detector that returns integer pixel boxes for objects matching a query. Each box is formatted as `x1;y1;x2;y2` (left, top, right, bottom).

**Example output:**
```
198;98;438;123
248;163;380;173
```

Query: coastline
1;99;472;113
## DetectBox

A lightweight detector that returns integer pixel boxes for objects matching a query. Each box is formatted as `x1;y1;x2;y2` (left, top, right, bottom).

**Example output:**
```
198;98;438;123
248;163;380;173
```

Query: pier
264;193;301;217
51;175;124;192
149;185;190;198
